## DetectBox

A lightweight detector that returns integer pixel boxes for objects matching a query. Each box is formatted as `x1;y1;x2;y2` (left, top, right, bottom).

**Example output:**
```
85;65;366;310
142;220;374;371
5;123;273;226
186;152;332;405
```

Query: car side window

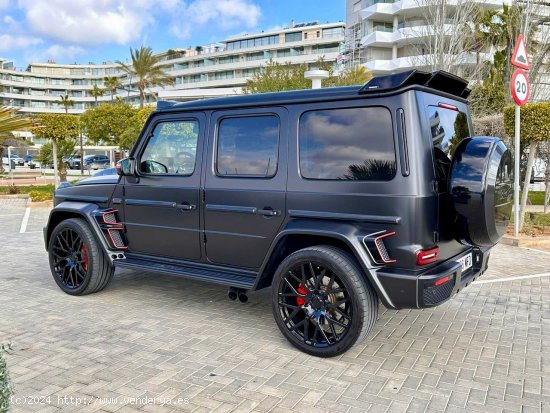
216;115;279;177
140;120;199;175
299;107;396;181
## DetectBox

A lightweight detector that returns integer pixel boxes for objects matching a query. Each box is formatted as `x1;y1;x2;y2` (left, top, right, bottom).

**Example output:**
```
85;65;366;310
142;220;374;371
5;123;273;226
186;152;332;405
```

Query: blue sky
0;0;345;69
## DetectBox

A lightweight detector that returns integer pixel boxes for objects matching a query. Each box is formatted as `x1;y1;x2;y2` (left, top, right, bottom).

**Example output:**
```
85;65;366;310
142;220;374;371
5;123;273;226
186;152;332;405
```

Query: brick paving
0;199;549;413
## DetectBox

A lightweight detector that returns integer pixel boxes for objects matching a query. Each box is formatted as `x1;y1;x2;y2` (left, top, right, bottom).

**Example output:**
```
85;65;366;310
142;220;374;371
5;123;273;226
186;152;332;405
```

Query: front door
122;113;204;261
204;108;287;269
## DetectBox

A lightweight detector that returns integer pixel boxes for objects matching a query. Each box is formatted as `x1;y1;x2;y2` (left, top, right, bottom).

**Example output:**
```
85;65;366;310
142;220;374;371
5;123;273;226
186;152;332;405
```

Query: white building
0;21;345;115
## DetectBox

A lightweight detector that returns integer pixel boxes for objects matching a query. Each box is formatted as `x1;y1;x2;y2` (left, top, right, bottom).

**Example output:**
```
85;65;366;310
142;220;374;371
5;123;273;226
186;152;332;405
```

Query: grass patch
528;191;548;206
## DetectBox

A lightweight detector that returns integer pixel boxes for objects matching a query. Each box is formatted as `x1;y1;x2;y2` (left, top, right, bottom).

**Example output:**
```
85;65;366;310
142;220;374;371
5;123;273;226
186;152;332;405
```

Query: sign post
510;34;530;236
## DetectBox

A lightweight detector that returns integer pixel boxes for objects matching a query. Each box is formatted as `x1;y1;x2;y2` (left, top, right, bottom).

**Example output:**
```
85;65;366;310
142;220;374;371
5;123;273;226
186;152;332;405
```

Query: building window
140;120;199;175
299;107;396;181
216;115;279;177
322;27;344;38
285;32;302;43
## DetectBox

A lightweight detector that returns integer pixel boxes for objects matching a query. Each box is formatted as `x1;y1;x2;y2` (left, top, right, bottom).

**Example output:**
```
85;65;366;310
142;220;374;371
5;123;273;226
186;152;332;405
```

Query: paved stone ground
1;198;549;413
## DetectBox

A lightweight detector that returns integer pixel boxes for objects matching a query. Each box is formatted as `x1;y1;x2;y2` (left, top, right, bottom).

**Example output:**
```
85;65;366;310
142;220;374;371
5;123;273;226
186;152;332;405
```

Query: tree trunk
0;146;4;174
518;141;537;231
52;139;59;188
139;88;144;109
545;161;550;214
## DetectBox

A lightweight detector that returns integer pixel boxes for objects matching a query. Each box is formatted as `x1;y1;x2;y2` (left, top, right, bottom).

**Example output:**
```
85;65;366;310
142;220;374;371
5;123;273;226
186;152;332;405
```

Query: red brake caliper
296;283;308;306
81;245;88;271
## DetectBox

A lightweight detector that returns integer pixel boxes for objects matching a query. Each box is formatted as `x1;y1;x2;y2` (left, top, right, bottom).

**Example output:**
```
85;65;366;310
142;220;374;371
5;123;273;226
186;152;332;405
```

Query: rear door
122;113;204;260
204;108;287;269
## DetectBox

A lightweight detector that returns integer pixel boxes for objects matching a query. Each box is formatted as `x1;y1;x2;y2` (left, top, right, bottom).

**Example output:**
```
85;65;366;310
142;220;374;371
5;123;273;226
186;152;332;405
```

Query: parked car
65;156;82;170
44;70;513;357
1;153;23;166
24;155;34;164
83;154;110;170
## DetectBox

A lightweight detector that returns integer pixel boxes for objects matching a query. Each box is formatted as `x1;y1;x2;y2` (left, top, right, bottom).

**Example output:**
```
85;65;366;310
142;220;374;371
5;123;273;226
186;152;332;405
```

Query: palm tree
104;76;121;101
0;106;34;173
58;94;74;114
117;46;174;108
89;85;104;106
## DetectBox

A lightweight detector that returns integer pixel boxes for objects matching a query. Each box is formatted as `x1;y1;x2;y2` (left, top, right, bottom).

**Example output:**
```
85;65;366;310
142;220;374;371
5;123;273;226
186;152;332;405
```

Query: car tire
48;218;114;296
272;245;378;357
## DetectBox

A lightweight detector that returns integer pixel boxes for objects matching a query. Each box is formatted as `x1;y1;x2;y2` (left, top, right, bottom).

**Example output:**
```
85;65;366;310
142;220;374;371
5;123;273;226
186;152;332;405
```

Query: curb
501;235;550;247
0;194;30;199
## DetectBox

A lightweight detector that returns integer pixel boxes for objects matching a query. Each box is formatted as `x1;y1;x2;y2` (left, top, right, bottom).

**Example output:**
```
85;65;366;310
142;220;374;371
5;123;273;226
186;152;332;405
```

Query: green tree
0;344;13;413
243;59;371;94
504;102;550;231
80;101;136;147
104;76;122;101
36;139;76;180
0;106;34;173
32;114;80;183
117;46;174;108
119;105;155;150
89;85;104;106
57;94;74;114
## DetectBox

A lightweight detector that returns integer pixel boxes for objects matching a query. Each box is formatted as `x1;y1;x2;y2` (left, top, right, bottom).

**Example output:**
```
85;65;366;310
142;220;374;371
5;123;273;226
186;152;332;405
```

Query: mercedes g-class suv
44;70;513;357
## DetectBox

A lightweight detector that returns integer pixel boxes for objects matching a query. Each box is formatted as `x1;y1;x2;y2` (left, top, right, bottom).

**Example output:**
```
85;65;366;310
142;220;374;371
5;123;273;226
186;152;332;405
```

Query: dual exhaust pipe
228;287;248;303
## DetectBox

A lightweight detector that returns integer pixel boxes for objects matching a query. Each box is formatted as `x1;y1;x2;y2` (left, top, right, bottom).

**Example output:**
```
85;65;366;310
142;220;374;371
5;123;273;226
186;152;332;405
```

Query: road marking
520;247;550;255
19;207;31;233
474;272;550;284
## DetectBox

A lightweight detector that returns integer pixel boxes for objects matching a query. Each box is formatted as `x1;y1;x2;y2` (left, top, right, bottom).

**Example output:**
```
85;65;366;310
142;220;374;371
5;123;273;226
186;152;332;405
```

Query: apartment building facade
0;21;345;115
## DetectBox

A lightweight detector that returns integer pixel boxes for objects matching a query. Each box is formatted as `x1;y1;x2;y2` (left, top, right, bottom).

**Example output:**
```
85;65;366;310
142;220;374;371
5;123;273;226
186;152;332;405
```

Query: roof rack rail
157;100;179;110
359;69;470;99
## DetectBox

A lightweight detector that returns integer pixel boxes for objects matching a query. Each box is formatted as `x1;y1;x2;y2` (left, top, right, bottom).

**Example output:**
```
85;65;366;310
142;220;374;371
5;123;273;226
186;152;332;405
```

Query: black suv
44;70;513;357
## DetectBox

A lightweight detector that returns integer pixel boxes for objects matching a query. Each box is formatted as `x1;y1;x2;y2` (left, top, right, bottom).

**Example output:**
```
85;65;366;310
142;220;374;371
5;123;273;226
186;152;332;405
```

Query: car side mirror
117;158;135;176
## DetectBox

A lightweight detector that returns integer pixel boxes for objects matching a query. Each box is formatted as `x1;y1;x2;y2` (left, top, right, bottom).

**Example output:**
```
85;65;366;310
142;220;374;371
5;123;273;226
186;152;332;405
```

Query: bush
7;185;18;195
0;344;13;413
28;190;52;202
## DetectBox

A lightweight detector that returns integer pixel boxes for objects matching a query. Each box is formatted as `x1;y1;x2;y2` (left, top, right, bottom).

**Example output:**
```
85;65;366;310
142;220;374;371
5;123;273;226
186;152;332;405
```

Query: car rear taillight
416;247;439;265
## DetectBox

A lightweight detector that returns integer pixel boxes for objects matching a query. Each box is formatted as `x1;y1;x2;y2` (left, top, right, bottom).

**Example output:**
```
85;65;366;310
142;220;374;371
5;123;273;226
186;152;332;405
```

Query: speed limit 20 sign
511;69;530;106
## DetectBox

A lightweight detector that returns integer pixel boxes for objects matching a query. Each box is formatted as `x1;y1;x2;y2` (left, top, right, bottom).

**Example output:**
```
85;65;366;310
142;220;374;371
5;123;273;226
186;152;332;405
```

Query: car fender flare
44;201;114;260
255;219;396;308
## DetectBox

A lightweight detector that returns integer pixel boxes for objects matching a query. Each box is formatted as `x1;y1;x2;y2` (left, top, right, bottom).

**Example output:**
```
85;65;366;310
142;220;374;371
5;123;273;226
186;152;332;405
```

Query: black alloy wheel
48;218;114;296
272;246;378;357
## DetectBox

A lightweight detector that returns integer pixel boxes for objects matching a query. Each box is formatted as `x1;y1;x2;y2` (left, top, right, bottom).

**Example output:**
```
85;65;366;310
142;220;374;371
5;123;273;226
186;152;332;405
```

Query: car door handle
256;208;280;217
175;203;196;211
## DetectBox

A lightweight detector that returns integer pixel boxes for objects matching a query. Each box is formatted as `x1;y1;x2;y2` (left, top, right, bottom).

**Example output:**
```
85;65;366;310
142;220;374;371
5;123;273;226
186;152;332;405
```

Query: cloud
25;44;86;63
0;34;43;52
170;0;261;40
17;0;159;44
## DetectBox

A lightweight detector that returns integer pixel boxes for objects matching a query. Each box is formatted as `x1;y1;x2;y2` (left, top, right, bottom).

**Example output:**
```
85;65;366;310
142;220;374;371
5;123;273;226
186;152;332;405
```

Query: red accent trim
102;209;123;227
434;276;451;286
81;245;88;271
296;284;308;306
438;103;458;111
374;231;396;263
107;228;127;250
416;247;440;265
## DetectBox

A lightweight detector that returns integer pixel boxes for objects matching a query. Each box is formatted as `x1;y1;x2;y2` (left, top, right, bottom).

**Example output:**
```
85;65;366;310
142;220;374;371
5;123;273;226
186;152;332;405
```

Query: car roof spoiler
358;69;471;99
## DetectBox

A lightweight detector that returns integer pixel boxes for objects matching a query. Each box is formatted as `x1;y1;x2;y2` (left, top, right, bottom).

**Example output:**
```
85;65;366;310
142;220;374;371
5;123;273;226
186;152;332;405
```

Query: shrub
7;185;18;195
0;344;13;413
28;190;52;202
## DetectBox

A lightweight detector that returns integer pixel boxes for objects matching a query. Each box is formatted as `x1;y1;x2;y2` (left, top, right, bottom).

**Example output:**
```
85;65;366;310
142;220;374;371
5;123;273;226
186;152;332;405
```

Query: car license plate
457;253;473;272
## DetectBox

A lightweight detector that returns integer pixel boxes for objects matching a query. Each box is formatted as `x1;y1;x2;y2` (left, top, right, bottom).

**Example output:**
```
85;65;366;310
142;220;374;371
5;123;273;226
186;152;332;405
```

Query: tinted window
140;120;199;175
216;116;279;177
299;107;396;181
427;105;469;159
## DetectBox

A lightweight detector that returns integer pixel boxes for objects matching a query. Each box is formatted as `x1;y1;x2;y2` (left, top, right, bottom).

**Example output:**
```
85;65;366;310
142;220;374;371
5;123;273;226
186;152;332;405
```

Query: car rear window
427;105;470;159
299;107;396;181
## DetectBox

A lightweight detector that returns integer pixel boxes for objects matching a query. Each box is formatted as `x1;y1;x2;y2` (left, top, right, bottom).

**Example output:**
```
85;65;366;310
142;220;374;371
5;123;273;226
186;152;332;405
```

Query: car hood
76;174;120;185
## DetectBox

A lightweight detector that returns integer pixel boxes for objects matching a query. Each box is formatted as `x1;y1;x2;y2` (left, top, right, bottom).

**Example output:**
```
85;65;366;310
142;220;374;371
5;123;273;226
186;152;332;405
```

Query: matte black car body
45;70;512;313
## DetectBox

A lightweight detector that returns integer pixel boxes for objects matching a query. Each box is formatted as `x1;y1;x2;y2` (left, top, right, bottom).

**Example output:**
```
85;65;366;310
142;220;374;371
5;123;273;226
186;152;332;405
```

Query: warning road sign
511;34;530;70
511;69;530;106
